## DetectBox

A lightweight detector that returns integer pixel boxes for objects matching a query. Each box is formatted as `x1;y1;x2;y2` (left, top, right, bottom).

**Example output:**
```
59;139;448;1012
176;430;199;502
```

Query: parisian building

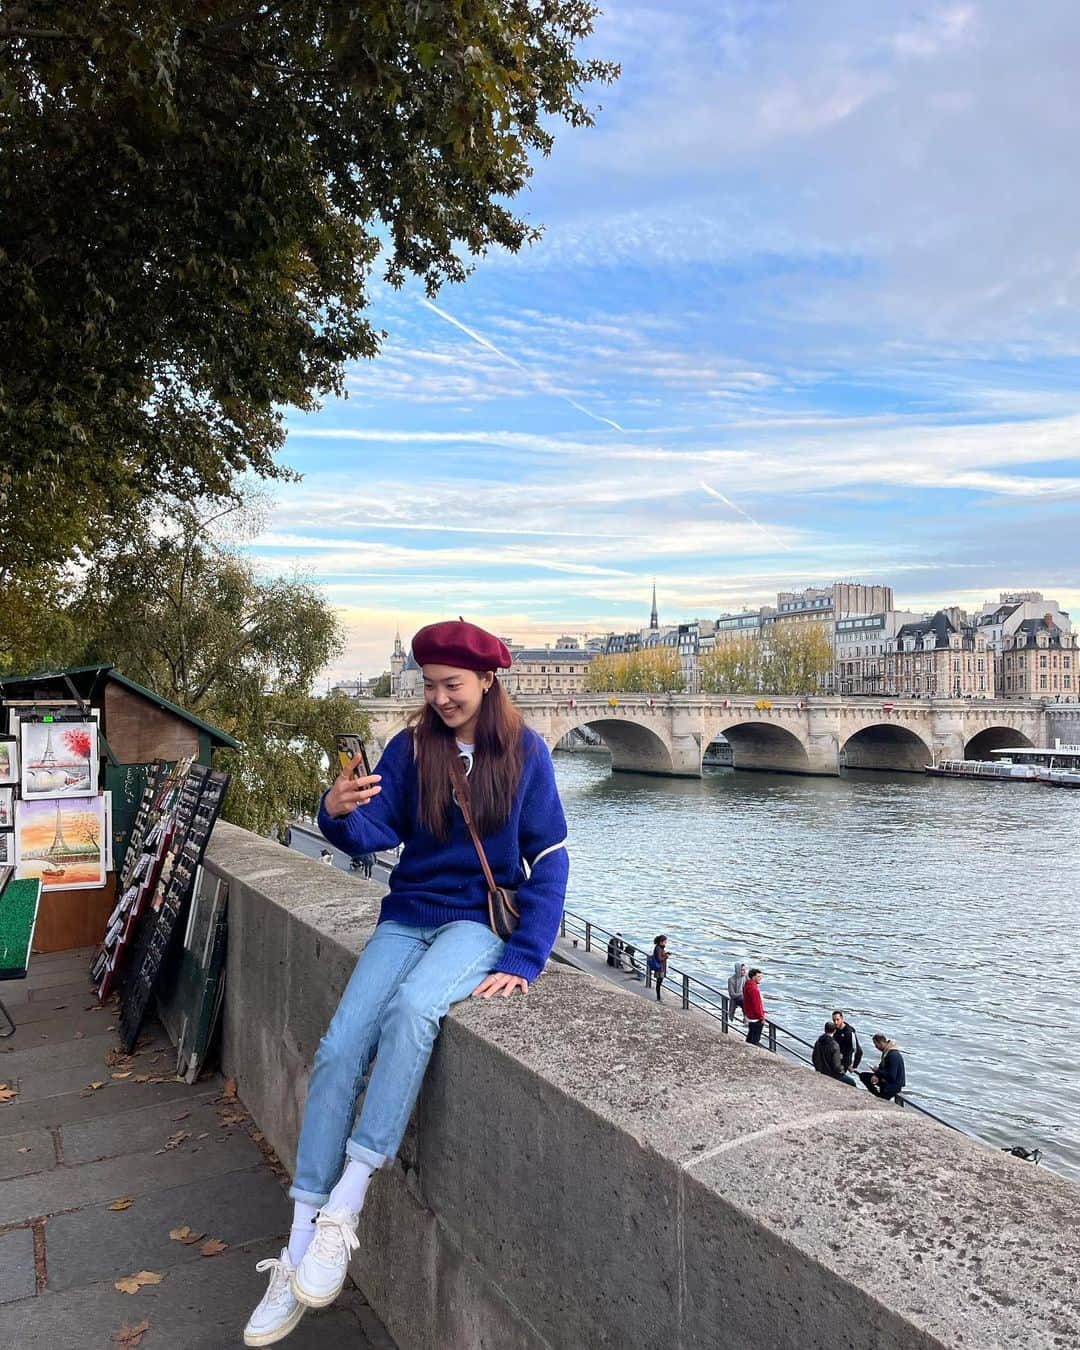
884;611;991;697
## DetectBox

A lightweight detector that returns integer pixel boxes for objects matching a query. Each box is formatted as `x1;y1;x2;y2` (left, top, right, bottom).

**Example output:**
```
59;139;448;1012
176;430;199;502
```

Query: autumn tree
0;2;616;590
699;636;763;694
65;502;363;835
762;621;834;695
585;649;684;694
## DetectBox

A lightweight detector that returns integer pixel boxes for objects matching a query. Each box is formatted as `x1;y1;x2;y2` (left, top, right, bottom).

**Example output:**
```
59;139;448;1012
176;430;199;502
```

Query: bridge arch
964;726;1035;760
841;723;932;772
705;719;811;774
547;716;676;776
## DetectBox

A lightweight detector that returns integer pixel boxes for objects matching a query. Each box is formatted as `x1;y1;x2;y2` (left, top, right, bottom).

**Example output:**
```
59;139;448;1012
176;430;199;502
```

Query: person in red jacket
742;967;766;1046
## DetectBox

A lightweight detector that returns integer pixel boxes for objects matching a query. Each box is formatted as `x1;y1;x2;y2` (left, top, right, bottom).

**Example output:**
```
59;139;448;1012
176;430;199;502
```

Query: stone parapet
206;821;1080;1350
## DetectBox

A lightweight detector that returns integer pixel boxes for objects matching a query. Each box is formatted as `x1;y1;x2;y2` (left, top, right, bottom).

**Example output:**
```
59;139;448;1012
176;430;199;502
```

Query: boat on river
926;746;1080;786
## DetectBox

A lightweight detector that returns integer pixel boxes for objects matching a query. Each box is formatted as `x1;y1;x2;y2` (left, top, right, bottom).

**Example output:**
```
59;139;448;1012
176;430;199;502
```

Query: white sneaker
243;1249;305;1346
291;1207;360;1308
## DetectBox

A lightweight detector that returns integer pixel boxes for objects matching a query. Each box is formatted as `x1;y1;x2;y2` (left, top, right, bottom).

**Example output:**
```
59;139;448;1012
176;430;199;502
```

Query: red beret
411;620;512;672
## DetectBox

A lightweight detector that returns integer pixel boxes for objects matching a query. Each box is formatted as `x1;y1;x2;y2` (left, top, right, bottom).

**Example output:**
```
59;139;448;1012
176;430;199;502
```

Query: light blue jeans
289;919;506;1205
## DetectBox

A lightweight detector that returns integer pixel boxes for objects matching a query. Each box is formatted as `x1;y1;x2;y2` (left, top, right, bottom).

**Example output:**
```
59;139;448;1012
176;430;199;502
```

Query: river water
553;750;1080;1184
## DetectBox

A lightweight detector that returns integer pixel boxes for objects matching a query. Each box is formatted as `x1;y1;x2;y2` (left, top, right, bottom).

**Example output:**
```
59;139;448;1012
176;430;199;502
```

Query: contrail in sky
421;297;625;432
700;480;793;552
423;295;787;548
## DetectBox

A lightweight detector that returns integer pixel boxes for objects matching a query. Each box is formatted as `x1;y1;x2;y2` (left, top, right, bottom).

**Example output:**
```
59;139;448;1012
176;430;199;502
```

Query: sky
247;1;1080;683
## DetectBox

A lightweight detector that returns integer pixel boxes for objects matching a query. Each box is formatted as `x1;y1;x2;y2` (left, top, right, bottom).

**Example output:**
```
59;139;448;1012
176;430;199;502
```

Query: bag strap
448;755;500;893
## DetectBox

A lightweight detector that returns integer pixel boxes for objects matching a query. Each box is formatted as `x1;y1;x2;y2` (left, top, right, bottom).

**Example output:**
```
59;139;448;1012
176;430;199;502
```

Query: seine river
553;750;1080;1184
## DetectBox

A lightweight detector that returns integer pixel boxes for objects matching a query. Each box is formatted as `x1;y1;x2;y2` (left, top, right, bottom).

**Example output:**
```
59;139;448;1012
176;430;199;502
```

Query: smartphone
334;734;372;780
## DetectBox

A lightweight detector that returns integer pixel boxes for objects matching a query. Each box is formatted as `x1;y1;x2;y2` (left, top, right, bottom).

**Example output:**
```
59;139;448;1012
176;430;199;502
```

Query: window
1040;675;1047;689
977;659;984;672
1066;676;1072;689
1040;655;1048;667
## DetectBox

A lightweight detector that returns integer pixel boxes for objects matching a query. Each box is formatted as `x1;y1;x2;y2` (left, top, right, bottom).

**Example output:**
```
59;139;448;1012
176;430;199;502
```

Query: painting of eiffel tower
14;795;107;891
20;719;98;799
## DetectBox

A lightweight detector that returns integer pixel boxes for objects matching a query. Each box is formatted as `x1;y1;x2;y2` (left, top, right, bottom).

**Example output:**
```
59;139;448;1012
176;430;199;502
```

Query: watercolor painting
14;795;107;890
20;720;99;799
0;737;17;786
0;787;13;828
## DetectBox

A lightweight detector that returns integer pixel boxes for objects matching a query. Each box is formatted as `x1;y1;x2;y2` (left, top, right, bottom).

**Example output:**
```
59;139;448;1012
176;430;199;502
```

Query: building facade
884;611;991;697
834;611;924;694
1001;617;1077;699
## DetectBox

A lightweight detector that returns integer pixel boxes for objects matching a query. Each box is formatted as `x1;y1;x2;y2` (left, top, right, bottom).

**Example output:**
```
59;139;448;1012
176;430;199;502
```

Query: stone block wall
206;822;1080;1350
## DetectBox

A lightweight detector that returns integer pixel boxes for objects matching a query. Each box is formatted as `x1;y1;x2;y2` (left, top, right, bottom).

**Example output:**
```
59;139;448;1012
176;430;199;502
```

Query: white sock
287;1201;319;1265
326;1158;376;1217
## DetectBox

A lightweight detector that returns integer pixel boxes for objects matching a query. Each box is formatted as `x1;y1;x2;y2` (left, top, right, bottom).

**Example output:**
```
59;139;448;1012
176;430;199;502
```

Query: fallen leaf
74;1031;84;1039
53;1004;67;1011
108;1198;135;1211
169;1225;205;1245
87;1081;105;1090
17;1146;30;1154
162;1130;190;1150
111;1071;132;1080
221;1077;238;1101
112;1318;150;1347
200;1238;228;1258
0;1084;19;1103
132;1074;151;1083
170;1111;189;1122
114;1270;163;1294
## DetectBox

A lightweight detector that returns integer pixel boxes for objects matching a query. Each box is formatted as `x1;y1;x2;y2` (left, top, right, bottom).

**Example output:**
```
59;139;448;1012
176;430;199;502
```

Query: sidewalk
0;947;396;1349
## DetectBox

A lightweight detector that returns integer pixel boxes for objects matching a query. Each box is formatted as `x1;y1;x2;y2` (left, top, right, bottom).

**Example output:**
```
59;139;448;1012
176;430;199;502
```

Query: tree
0;2;617;580
585;649;684;694
762;621;834;695
66;502;363;834
700;637;763;694
371;672;392;697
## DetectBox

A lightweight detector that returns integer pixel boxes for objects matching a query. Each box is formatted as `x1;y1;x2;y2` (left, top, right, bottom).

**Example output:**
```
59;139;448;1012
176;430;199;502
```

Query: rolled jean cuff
346;1140;389;1171
288;1183;331;1206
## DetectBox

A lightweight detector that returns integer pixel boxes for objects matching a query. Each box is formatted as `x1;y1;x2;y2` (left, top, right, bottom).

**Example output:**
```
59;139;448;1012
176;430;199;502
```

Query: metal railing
558;908;964;1136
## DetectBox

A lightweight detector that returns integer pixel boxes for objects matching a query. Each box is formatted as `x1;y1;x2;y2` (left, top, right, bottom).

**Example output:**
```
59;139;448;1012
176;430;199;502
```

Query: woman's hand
324;759;382;819
471;973;528;998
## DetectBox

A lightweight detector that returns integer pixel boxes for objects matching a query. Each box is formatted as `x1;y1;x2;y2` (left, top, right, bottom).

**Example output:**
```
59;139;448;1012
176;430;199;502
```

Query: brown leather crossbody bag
448;756;520;940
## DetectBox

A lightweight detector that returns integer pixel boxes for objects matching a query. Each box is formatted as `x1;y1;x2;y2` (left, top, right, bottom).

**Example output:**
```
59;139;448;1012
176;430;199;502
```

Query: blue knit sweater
318;728;569;982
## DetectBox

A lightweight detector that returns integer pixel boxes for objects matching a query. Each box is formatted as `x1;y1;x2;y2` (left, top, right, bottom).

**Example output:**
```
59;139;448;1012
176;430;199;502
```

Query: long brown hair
408;678;525;840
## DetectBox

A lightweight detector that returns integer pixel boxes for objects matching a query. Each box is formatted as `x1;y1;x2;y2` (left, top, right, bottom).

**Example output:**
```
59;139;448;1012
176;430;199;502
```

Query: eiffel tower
46;799;70;858
36;723;58;768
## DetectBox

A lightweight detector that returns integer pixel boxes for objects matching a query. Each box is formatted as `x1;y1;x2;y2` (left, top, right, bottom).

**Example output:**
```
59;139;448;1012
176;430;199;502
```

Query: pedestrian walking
858;1034;906;1101
831;1010;863;1074
360;852;375;879
648;935;670;1001
727;961;747;1020
812;1022;855;1084
243;620;569;1346
742;967;766;1045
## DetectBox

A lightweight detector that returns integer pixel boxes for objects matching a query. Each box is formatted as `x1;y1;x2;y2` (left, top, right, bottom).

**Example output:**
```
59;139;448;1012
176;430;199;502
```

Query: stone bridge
360;694;1057;777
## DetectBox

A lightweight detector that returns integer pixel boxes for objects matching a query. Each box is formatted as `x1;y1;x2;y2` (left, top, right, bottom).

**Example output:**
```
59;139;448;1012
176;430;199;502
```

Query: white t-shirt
456;740;474;775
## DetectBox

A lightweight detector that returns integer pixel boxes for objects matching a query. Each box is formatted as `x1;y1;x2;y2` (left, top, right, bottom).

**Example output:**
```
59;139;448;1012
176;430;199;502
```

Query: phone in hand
334;734;372;780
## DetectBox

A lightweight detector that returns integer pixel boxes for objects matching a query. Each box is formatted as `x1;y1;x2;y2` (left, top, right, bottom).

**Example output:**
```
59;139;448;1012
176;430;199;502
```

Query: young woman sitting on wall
243;620;570;1346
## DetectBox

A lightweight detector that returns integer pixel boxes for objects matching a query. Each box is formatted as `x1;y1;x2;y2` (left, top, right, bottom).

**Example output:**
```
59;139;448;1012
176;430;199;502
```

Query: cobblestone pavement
0;947;396;1350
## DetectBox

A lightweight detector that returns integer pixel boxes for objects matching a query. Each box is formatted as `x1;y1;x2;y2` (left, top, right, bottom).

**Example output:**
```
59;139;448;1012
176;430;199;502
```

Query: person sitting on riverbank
831;1010;863;1074
742;968;766;1045
858;1034;906;1101
727;962;747;1020
606;932;625;968
623;944;642;979
812;1023;855;1084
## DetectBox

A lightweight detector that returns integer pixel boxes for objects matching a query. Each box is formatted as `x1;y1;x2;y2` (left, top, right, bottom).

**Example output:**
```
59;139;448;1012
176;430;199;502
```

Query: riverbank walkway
0;946;396;1349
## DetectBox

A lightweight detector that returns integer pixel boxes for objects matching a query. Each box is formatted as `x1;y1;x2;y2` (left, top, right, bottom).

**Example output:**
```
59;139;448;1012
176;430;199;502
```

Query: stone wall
206;822;1080;1350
